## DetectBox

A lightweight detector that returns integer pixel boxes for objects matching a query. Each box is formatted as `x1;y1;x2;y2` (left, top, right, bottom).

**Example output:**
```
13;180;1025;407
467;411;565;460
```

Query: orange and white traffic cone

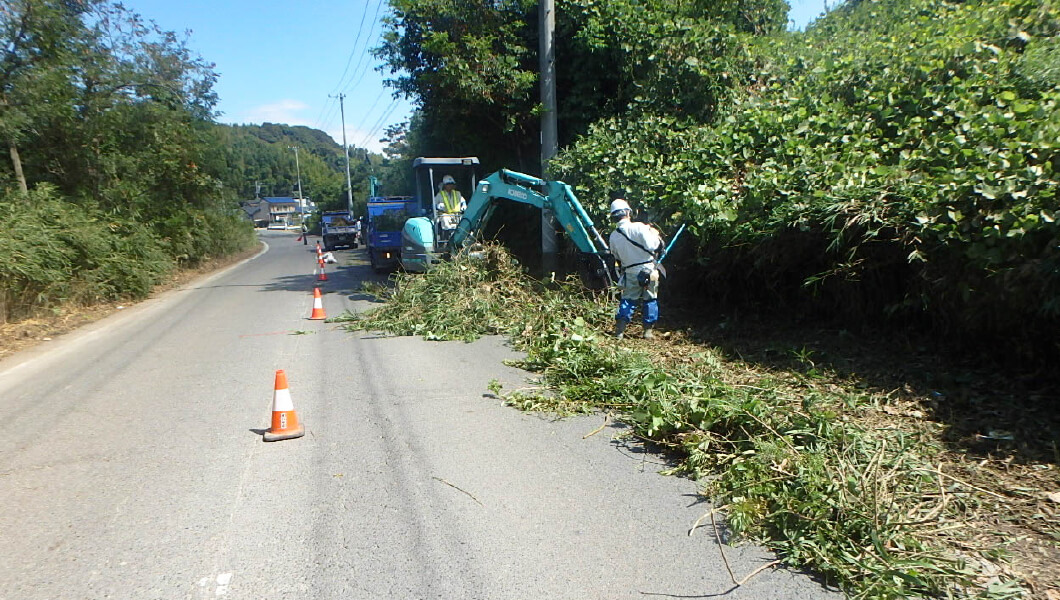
309;288;326;320
317;257;328;282
263;369;304;442
316;242;322;257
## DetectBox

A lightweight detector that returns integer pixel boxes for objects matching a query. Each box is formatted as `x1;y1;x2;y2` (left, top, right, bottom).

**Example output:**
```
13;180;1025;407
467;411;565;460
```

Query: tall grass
0;184;255;322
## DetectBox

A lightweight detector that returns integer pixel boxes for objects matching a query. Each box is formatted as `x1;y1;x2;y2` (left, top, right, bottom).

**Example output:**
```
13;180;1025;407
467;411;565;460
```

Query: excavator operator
433;174;467;239
435;175;466;215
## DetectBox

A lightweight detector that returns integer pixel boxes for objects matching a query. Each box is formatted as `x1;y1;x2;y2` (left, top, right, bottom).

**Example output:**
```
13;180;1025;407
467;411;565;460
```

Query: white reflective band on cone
272;388;294;412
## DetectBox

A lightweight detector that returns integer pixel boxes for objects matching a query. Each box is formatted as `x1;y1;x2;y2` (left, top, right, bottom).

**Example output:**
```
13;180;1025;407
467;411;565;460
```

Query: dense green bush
0;185;165;319
552;0;1060;360
0;184;255;322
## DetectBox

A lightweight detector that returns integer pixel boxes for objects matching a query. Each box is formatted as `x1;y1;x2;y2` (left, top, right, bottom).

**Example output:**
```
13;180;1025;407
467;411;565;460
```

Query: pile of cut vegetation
342;246;1058;600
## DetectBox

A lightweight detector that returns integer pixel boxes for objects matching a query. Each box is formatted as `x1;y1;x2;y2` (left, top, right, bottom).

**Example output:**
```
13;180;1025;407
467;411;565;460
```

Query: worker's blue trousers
616;270;659;325
617;298;658;325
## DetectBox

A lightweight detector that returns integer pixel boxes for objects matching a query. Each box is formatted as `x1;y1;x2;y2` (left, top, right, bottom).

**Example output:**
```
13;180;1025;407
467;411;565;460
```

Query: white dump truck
320;211;358;251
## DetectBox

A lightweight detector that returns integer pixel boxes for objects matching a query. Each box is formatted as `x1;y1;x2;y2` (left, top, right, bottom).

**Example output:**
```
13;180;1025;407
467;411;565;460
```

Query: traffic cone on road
309;288;326;320
317;257;328;281
263;369;304;442
316;242;322;257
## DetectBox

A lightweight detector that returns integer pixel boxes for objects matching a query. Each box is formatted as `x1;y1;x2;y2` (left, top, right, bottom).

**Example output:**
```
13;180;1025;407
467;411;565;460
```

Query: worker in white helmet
434;174;466;215
433;174;467;238
607;190;663;339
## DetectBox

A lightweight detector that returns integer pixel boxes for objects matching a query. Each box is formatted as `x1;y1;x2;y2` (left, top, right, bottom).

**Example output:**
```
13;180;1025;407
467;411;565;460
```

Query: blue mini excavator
399;163;616;290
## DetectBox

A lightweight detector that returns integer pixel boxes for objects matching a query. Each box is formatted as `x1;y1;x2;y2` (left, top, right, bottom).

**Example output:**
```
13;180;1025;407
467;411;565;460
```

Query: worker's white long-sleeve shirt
609;220;662;274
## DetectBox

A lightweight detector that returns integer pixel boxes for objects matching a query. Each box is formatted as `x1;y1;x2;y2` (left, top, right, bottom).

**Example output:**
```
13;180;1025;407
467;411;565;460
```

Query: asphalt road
0;230;841;599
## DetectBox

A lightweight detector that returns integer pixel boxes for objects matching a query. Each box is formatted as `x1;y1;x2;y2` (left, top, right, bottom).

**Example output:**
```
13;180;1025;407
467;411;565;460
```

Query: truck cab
365;196;417;272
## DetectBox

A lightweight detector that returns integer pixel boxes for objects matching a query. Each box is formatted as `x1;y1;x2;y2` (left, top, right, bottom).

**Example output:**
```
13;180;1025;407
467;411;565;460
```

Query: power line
330;0;373;95
339;0;387;95
353;88;388;134
362;97;401;144
312;95;337;133
317;99;343;134
358;97;402;149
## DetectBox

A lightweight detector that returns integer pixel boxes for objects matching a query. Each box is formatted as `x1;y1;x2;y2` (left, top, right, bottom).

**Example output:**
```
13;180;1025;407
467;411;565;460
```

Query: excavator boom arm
449;169;616;288
451;169;607;255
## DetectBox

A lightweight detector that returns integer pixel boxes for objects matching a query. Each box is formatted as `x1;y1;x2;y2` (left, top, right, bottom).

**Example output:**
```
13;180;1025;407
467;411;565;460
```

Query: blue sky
121;0;830;153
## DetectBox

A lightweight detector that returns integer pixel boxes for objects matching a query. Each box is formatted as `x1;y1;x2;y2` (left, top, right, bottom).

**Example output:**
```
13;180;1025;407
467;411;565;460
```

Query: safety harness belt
615;225;659;270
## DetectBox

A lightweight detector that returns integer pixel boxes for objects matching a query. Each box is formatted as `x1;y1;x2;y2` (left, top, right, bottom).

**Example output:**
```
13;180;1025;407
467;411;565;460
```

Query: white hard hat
609;199;631;215
442;175;456;185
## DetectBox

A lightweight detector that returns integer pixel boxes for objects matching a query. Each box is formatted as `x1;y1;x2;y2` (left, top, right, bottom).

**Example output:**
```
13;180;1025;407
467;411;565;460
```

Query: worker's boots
613;320;628;339
643;324;655;340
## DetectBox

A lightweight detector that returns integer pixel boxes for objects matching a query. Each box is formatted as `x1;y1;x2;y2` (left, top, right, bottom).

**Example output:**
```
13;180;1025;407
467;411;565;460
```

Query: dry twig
710;509;781;586
432;476;484;507
688;505;729;538
583;413;611;439
931;467;1008;501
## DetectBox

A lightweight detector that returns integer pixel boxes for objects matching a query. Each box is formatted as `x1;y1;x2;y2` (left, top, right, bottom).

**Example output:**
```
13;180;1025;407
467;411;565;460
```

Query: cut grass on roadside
338;245;1059;600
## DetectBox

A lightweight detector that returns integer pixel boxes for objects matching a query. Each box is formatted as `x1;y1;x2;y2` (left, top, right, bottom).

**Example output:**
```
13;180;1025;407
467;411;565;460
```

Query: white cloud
237;99;312;125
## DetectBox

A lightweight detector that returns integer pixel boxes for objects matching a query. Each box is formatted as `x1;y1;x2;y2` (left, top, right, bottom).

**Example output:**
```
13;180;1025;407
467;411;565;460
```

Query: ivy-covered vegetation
553;0;1060;362
377;0;1060;362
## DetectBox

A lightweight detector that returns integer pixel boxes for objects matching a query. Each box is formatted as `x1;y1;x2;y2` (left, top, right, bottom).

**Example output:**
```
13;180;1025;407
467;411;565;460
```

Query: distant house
240;199;269;227
264;197;315;225
263;197;298;227
240;196;316;228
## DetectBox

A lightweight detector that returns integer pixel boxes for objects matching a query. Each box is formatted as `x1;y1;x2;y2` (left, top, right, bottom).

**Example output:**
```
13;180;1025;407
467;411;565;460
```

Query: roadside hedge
551;0;1060;360
0;184;255;322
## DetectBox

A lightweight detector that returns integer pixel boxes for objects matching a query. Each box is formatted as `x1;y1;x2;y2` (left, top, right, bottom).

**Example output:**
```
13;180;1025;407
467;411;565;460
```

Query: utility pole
289;146;303;205
288;146;304;226
331;93;355;215
539;0;559;277
539;0;557;177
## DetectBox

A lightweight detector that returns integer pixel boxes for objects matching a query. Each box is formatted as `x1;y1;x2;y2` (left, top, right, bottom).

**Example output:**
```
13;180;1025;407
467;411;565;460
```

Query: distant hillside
243;123;346;170
214;123;383;213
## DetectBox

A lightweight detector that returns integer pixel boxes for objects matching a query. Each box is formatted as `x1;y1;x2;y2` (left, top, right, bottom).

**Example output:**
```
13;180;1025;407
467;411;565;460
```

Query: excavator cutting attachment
576;252;617;291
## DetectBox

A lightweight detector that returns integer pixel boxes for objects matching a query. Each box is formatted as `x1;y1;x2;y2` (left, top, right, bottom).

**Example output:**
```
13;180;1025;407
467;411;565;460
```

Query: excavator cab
415;157;479;243
401;157;479;272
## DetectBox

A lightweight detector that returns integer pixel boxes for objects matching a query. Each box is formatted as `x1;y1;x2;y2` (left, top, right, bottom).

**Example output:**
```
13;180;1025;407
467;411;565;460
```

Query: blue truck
365;196;418;272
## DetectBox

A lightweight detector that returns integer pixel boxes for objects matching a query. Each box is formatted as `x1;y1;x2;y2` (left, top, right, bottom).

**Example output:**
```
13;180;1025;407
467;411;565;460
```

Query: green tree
0;0;91;194
376;0;540;172
375;0;786;171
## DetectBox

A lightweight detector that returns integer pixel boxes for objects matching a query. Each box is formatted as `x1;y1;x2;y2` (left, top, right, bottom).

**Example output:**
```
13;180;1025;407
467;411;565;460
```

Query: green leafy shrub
0;184;255;322
552;0;1060;360
0;185;174;320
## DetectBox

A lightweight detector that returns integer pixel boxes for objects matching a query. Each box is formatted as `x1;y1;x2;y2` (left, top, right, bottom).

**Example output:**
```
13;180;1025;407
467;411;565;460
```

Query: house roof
262;197;297;203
